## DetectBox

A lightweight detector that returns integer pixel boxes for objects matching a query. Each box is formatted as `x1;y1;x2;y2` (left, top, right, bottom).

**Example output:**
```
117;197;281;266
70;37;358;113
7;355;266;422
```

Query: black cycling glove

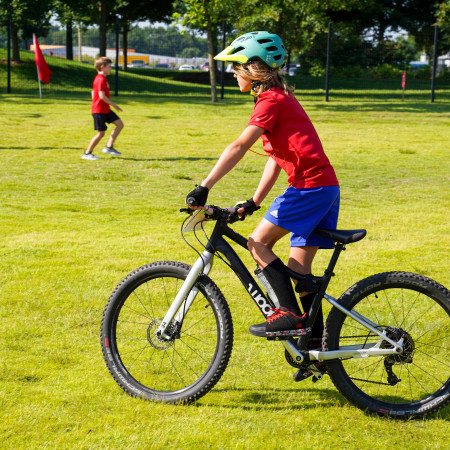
186;185;209;207
235;198;260;217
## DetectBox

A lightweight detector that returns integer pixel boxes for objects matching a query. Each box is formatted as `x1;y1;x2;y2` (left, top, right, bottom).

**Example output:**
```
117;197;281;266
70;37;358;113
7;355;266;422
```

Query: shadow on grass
205;386;347;411
202;386;450;419
120;156;217;162
0;146;81;150
316;101;450;114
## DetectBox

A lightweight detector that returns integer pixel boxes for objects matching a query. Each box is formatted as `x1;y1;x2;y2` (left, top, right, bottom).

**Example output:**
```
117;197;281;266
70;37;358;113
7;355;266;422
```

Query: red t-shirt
91;74;111;114
248;88;339;189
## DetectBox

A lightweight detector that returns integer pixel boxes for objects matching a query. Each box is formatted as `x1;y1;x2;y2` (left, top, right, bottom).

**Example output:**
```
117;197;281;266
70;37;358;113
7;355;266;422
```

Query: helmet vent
274;54;283;60
266;46;278;51
231;46;245;54
257;39;273;44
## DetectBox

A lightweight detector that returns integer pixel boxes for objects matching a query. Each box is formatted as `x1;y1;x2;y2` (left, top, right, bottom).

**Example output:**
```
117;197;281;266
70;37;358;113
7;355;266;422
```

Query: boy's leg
248;219;301;315
86;131;105;154
288;246;323;343
106;119;124;148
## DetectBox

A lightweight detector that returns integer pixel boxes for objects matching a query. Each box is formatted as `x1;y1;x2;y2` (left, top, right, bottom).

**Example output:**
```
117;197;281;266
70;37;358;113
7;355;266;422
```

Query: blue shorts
264;186;340;249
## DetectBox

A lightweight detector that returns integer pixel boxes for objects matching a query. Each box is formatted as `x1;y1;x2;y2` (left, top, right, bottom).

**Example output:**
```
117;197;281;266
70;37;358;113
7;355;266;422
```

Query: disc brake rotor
147;319;175;351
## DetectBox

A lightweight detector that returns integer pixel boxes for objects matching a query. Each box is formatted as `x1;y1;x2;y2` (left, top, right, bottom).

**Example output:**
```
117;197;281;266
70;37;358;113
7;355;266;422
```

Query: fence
1;18;449;102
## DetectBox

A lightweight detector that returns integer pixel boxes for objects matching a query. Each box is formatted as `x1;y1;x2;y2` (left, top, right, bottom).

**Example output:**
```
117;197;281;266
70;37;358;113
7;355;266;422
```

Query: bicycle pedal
293;369;313;382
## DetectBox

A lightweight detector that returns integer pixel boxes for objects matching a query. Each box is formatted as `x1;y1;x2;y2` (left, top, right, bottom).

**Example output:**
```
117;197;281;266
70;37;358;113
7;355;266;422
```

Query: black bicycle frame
156;212;404;364
204;218;346;326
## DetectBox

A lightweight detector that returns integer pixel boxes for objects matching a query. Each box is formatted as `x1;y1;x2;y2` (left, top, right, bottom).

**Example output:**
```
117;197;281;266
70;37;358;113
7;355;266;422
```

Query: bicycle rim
102;262;232;402
326;272;449;417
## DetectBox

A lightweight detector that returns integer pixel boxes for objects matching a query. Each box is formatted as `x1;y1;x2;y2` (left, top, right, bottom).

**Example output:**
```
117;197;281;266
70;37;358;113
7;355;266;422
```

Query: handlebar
180;205;242;224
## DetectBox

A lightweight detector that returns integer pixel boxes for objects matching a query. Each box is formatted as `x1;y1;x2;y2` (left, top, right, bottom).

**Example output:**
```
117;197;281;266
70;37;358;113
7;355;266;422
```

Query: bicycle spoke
411;349;450;376
172;344;201;378
166;345;189;385
117;319;149;326
382;289;400;328
411;318;448;344
182;310;213;333
144;280;155;319
177;337;211;365
122;301;153;320
328;273;450;418
137;346;158;384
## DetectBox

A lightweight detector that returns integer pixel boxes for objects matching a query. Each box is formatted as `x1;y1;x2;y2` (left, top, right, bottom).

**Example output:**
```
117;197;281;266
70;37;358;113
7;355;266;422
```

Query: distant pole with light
221;20;226;100
325;22;332;102
431;25;439;103
115;16;120;97
7;12;11;93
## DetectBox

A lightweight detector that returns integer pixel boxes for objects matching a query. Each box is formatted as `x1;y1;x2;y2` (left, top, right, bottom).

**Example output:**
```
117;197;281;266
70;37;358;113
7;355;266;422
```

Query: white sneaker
82;153;100;160
102;147;122;156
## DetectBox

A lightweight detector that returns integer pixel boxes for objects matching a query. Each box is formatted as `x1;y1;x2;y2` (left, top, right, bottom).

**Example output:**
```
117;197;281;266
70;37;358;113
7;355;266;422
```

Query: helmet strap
249;68;276;102
251;81;262;103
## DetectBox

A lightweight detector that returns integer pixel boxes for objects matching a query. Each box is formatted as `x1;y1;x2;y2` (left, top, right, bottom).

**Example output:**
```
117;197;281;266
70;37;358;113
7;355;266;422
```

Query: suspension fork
156;249;214;340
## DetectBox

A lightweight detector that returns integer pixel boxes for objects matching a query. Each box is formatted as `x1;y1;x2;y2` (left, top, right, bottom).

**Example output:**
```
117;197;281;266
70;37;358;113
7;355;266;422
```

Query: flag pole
36;66;42;102
33;34;43;102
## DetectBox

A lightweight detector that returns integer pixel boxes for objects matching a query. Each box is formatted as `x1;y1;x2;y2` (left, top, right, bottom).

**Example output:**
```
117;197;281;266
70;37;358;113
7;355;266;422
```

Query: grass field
0;87;449;448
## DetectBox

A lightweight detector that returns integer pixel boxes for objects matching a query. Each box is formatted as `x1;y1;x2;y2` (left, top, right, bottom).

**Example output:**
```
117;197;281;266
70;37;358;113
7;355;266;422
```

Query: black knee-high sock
262;258;302;316
300;292;323;341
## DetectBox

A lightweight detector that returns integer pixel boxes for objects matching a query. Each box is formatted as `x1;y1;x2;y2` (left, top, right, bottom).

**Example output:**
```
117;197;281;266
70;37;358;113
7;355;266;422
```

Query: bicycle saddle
315;228;367;244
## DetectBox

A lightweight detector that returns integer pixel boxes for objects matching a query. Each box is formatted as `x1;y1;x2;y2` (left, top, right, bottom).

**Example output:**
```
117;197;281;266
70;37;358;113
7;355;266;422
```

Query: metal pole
221;20;226;100
115;17;120;97
325;22;332;102
36;66;42;102
7;12;11;93
431;25;439;103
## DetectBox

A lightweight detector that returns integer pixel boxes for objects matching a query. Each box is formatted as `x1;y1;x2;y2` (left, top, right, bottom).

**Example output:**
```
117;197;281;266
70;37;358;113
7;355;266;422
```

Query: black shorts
92;111;120;131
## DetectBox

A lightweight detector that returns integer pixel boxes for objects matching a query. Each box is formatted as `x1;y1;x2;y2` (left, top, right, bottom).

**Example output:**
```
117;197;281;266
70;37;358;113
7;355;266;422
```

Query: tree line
1;0;449;101
38;24;209;59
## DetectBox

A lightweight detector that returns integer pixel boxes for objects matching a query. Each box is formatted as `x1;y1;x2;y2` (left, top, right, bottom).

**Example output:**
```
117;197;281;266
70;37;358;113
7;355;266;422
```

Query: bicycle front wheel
324;272;449;418
101;261;233;403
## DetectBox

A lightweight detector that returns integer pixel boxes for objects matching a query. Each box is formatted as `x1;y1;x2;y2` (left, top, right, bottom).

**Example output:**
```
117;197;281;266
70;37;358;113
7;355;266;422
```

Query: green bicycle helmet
214;31;286;69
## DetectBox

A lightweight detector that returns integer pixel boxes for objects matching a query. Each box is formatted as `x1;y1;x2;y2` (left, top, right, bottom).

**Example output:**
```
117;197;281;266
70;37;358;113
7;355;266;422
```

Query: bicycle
101;205;449;419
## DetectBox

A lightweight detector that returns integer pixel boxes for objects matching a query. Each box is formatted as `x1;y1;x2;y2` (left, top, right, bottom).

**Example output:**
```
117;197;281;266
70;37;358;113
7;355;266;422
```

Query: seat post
323;242;345;284
305;242;345;334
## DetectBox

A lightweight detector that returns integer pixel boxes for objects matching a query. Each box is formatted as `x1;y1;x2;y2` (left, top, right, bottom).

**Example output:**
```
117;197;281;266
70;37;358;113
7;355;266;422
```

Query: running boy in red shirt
82;57;124;160
186;32;339;343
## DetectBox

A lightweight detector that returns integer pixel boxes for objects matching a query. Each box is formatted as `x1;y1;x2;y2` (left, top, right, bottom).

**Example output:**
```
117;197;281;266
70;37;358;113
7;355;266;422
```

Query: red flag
402;71;406;89
33;34;51;84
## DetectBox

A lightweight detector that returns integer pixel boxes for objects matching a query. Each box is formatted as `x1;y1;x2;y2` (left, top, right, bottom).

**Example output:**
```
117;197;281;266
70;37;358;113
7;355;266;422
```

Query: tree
52;0;92;60
437;0;450;28
230;0;326;69
115;0;173;70
173;0;238;102
0;0;52;62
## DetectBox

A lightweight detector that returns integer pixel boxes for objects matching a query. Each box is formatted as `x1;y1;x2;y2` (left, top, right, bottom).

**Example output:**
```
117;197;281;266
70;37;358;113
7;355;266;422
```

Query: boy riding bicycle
186;31;339;341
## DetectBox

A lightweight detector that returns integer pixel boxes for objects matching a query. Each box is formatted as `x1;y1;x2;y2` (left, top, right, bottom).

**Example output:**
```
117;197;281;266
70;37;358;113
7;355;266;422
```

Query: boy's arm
99;91;122;112
252;157;281;206
201;125;264;191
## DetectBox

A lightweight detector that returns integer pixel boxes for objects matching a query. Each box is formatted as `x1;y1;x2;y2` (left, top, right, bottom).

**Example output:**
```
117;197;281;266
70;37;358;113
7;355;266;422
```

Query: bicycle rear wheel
324;272;449;418
101;261;233;403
